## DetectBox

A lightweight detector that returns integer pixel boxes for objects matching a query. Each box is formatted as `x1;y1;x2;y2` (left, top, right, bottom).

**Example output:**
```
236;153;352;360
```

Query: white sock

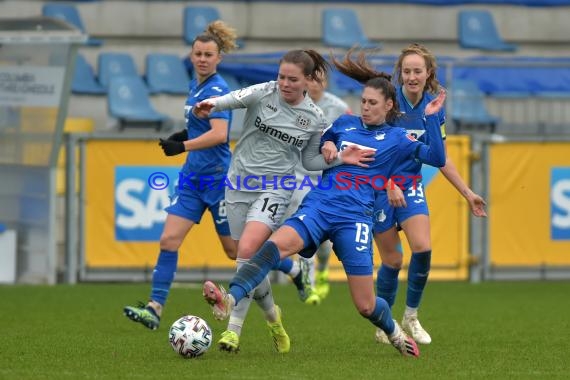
404;306;418;318
289;259;300;278
388;322;402;340
228;258;254;335
253;275;278;322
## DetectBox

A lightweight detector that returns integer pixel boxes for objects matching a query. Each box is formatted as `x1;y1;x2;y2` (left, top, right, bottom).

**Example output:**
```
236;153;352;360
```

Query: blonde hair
194;20;238;53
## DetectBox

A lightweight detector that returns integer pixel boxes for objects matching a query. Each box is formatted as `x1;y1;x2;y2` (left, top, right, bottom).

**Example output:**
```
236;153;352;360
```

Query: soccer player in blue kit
123;21;238;330
373;44;487;345
203;50;447;357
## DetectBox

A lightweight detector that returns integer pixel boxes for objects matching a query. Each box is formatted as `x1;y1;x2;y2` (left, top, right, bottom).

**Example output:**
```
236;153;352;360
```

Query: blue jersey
392;86;446;187
182;73;232;178
301;114;445;220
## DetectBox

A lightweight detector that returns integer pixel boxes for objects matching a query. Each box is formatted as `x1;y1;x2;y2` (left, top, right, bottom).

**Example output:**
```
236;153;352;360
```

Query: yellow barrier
489;143;570;265
84;136;471;280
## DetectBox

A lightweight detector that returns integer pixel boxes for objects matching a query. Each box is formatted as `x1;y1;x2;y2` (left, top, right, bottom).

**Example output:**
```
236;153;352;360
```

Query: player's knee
382;252;403;269
409;242;431;253
355;300;375;317
159;232;183;251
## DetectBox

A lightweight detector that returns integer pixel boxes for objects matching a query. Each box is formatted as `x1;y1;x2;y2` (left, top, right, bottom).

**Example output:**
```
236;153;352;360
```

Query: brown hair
393;43;440;94
193;20;238;53
280;49;330;84
331;48;399;123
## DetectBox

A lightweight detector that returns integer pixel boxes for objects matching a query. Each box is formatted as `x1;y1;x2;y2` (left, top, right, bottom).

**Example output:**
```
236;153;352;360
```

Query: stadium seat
145;53;190;95
322;8;380;49
107;76;170;131
98;52;139;90
42;3;103;46
71;54;106;95
183;6;219;45
450;79;500;133
183;6;245;48
458;10;517;52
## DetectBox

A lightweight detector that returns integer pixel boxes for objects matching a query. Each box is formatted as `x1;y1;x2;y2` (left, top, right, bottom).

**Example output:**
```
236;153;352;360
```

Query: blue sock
406;250;431;308
150;250;178;306
229;241;281;304
376;264;400;308
276;257;293;274
367;297;395;335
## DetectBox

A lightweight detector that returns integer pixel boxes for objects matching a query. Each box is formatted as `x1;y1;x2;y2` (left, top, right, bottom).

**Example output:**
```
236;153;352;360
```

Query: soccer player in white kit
277;72;352;305
193;49;370;353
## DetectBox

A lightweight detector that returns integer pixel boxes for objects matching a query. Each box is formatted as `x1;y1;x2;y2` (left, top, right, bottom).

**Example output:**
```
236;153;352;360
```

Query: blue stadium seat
458;10;517;52
322;8;380;50
183;6;244;48
145;53;190;95
98;52;139;90
450;79;500;133
108;76;170;131
183;6;220;45
72;54;106;95
42;3;103;46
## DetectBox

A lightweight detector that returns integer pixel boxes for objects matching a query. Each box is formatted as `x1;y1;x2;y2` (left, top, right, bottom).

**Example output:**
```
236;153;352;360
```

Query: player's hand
387;181;406;208
166;129;188;142
193;99;216;118
321;141;338;164
467;192;487;217
339;145;375;168
425;89;446;116
159;138;185;156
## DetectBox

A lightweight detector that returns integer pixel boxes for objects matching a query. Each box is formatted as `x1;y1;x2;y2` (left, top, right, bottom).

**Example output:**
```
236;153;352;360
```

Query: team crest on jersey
296;115;311;129
375;209;387;223
236;87;253;99
375;132;386;140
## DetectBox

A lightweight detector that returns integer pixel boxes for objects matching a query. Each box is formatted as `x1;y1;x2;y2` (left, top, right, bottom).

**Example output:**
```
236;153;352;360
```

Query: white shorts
225;189;291;240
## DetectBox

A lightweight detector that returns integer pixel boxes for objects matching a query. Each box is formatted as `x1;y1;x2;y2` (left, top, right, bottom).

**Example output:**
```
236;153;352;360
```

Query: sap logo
265;103;277;112
115;166;179;241
551;167;570;240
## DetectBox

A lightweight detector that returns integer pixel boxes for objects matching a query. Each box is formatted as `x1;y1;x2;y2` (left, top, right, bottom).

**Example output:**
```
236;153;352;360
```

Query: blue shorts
283;204;373;276
165;179;230;236
373;183;429;234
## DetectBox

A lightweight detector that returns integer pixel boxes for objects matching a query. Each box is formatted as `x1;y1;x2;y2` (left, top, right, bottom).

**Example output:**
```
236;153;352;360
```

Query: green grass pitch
1;281;568;379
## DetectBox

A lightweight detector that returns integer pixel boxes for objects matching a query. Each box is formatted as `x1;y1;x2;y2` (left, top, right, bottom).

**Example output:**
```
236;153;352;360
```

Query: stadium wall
1;1;570;43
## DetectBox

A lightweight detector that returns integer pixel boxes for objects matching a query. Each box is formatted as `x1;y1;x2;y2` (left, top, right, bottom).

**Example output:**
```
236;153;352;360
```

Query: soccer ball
169;315;213;358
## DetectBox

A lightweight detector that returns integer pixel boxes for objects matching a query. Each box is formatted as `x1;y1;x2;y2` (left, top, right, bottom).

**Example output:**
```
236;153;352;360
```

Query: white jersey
296;91;351;184
211;81;330;193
